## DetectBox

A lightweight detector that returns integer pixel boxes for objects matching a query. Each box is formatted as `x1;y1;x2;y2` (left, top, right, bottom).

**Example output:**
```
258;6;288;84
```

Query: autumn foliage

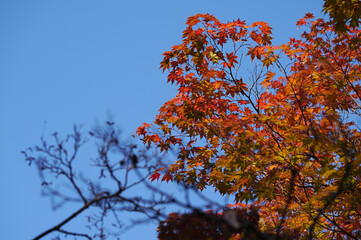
138;13;361;239
157;206;264;240
322;0;361;32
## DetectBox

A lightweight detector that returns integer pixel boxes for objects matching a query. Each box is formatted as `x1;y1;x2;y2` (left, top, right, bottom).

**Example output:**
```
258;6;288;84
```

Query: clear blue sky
0;0;324;239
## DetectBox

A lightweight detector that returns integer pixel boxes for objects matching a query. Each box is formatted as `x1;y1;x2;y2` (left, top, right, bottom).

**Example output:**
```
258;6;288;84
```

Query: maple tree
138;12;361;239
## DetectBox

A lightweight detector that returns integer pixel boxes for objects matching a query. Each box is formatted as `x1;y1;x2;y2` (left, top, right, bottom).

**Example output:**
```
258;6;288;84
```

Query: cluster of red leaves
139;13;361;238
157;207;263;240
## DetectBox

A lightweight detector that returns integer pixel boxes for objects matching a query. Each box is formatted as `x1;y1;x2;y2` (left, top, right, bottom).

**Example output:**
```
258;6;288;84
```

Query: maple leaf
136;123;151;136
149;172;161;182
161;173;173;183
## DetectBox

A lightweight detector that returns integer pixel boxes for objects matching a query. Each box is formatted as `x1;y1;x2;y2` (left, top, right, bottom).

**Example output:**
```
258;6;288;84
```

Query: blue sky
0;1;324;239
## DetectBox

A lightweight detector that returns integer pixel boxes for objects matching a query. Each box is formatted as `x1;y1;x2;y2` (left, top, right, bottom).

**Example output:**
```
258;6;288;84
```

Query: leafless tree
22;121;176;240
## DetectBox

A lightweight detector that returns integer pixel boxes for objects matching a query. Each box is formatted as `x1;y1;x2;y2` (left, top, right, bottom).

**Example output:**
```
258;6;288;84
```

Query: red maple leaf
149;172;161;182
